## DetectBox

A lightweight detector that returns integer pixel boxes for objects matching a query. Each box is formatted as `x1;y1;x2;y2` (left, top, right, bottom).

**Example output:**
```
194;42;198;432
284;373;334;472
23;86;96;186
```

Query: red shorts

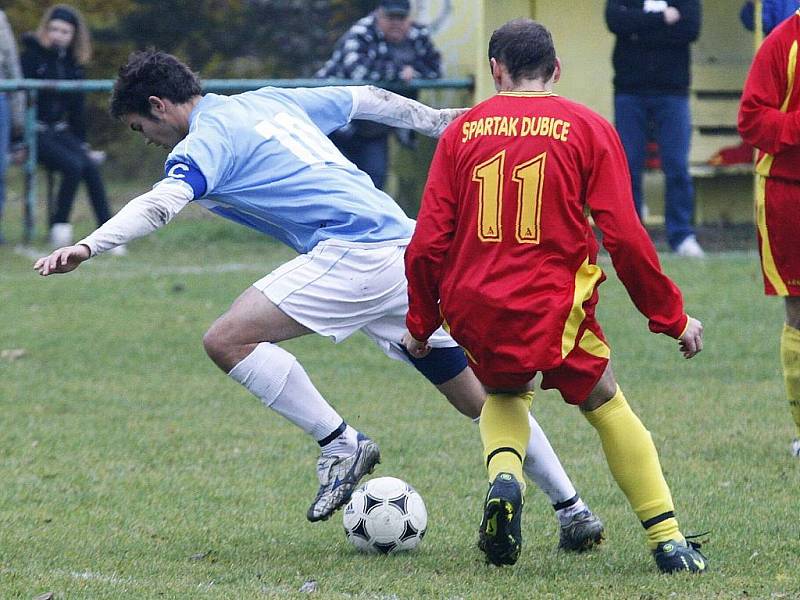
757;176;800;297
469;315;609;405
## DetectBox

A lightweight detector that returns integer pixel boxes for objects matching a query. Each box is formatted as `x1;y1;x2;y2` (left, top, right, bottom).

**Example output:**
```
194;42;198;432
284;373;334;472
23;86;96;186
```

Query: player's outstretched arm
33;179;192;276
678;316;704;359
34;244;91;276
350;85;467;138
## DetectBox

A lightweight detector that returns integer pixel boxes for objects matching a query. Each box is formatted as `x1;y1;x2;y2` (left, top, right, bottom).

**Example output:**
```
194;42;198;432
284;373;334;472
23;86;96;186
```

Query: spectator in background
0;9;24;245
315;0;441;189
605;1;704;258
740;0;800;34
21;4;117;251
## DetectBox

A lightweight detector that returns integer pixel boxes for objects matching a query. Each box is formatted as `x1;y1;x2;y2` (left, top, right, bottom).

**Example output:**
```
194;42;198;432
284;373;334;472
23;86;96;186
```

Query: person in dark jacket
605;0;703;258
21;4;114;249
315;0;441;189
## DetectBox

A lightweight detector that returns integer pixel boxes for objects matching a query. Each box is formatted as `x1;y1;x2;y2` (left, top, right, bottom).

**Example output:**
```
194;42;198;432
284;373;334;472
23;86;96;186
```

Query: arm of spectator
77;179;193;257
664;0;701;43
605;0;668;35
350;85;465;137
324;29;405;81
411;32;442;79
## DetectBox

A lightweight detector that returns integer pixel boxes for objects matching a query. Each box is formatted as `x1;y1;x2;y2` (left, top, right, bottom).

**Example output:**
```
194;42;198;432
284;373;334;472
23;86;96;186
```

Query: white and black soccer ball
343;476;427;554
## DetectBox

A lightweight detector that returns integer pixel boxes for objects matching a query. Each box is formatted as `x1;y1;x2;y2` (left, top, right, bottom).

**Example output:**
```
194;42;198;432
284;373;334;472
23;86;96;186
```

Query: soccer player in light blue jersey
34;51;603;544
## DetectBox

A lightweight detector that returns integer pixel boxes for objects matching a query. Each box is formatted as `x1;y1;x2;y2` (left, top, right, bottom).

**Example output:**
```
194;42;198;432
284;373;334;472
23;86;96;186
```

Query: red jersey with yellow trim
405;91;687;375
739;10;800;182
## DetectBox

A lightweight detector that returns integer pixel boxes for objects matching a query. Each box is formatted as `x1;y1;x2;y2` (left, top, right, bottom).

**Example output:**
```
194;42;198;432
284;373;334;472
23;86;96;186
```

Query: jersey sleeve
584;117;688;338
283;86;355;135
738;25;800;155
165;112;234;198
405;130;458;341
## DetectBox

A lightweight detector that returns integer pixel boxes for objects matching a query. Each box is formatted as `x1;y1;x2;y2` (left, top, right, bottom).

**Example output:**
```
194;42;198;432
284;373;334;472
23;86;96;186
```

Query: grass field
1;195;799;599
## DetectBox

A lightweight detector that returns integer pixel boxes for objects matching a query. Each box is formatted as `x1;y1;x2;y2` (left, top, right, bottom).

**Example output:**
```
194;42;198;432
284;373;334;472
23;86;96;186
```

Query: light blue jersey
164;87;415;253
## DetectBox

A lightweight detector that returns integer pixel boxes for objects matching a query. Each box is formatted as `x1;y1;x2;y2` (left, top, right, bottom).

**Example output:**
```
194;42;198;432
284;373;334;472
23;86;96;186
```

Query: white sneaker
49;223;73;248
675;235;706;258
791;438;800;457
108;244;128;256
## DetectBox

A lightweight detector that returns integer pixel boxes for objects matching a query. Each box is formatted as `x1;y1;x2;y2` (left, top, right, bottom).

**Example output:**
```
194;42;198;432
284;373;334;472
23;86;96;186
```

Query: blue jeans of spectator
614;93;695;250
333;132;389;190
0;94;9;239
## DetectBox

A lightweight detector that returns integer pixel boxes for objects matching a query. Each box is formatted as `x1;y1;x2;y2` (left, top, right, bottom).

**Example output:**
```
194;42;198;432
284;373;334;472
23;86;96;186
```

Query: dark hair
488;19;556;83
110;50;202;119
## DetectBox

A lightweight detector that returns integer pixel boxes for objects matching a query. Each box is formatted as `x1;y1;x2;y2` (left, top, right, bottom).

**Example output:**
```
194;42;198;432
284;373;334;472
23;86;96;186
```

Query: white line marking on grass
4;260;266;282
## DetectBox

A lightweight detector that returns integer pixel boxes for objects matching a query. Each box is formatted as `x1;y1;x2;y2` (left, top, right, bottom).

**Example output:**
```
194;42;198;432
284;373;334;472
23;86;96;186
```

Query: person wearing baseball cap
316;0;441;189
379;0;411;17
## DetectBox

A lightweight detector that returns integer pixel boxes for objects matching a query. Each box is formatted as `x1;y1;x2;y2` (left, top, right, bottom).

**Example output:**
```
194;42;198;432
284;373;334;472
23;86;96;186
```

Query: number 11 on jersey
472;150;546;244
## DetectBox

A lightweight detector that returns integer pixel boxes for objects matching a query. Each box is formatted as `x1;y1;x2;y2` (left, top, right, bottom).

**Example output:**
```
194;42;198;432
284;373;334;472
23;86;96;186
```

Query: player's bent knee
580;366;617;411
202;323;231;368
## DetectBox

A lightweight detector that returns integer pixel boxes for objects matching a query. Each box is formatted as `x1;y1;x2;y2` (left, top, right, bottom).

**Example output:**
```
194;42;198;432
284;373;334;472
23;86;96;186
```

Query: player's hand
664;6;681;24
34;244;91;276
402;331;431;359
678;316;703;359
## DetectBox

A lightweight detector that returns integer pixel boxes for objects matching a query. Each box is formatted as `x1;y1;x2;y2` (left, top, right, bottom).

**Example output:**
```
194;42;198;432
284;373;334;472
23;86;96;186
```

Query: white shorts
252;239;457;363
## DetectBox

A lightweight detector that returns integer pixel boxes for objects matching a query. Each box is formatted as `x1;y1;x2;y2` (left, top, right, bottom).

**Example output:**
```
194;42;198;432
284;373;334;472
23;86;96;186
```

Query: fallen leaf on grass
1;348;27;361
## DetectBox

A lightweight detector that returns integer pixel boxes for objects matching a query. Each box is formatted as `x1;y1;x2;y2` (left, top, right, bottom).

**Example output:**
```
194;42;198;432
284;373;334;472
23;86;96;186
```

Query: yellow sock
781;324;800;437
479;391;533;487
583;386;682;549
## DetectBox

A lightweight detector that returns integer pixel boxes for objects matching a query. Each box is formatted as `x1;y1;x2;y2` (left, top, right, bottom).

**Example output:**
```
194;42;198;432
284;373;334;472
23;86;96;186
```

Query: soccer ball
343;476;428;554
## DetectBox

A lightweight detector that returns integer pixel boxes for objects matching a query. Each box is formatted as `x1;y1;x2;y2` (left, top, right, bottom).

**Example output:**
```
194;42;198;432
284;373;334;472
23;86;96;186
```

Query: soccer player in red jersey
403;18;707;572
738;9;800;457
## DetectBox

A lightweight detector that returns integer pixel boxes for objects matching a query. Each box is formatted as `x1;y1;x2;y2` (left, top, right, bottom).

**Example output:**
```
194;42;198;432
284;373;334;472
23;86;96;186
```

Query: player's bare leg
581;363;707;573
782;297;800;457
204;286;379;522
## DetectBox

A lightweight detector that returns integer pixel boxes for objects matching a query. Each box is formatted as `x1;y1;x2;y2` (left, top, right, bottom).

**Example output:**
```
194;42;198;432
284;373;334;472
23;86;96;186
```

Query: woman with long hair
21;4;116;249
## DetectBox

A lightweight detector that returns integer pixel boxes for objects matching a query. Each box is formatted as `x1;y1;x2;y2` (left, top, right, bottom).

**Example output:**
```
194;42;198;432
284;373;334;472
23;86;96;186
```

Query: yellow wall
429;0;752;118
424;0;756;223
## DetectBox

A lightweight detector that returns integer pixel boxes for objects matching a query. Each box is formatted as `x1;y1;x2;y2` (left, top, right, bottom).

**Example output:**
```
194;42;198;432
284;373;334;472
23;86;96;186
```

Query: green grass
1;194;799;599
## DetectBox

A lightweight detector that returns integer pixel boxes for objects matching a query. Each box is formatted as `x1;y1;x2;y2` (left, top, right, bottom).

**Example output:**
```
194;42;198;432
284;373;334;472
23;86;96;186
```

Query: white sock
318;423;359;458
228;342;346;444
522;412;579;505
555;496;588;526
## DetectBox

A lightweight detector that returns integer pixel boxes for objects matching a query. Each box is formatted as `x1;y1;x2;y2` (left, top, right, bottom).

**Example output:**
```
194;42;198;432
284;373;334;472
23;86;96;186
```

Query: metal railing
0;77;473;243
